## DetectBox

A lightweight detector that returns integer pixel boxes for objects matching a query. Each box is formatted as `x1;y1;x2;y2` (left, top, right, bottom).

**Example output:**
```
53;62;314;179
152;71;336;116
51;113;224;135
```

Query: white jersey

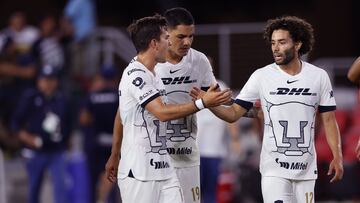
236;61;336;180
155;48;216;168
118;60;175;181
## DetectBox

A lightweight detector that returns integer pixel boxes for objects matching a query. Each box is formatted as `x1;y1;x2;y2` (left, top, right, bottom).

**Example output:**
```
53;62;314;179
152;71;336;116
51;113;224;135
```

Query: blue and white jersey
118;60;174;181
155;48;216;168
235;61;336;180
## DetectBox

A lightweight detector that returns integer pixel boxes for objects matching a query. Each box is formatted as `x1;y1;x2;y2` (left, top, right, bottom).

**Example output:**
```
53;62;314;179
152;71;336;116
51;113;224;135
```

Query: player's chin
274;58;285;65
273;56;282;63
178;48;189;56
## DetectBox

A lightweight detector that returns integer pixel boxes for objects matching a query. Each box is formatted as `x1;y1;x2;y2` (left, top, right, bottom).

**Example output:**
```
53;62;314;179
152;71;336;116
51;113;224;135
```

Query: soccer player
106;14;231;203
191;16;343;203
154;7;219;203
347;56;360;160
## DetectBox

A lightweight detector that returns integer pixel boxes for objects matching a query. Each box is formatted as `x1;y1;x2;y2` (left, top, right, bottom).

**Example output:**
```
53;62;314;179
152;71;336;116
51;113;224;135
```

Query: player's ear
150;39;158;50
295;41;302;52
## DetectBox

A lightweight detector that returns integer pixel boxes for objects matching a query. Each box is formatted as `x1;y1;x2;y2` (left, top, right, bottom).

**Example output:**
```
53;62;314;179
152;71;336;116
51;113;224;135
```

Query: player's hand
189;87;205;101
202;84;232;107
190;84;221;101
327;157;343;183
355;138;360;161
105;153;120;183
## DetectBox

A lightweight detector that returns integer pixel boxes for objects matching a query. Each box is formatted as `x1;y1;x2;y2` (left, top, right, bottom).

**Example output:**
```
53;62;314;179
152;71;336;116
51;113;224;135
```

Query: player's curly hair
263;16;315;56
127;14;167;53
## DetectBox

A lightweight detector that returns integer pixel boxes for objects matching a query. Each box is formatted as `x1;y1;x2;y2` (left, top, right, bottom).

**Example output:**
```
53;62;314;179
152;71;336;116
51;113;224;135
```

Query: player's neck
137;53;157;73
166;51;183;64
279;58;302;76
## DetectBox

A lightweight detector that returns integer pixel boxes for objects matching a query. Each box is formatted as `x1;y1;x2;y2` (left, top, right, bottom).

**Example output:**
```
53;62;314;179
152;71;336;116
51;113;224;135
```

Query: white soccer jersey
236;61;336;180
118;60;175;181
155;48;217;168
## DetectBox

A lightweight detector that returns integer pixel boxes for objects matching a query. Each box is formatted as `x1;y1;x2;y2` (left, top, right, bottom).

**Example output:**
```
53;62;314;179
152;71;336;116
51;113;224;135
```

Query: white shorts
118;173;184;203
175;166;201;203
261;176;315;203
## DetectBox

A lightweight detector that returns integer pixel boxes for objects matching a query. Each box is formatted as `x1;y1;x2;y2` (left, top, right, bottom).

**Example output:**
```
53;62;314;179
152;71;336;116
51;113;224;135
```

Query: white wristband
195;99;205;110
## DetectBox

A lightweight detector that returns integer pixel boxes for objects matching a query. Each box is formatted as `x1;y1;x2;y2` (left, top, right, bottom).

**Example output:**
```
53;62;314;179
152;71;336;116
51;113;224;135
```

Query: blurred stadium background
0;0;359;203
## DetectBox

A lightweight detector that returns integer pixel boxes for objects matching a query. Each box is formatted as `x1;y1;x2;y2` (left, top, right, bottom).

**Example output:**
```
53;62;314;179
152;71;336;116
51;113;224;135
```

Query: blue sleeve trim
234;99;253;111
318;105;336;113
141;93;160;108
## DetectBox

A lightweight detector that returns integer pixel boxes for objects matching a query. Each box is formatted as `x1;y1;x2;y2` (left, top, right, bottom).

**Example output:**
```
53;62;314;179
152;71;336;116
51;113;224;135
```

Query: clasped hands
190;84;232;108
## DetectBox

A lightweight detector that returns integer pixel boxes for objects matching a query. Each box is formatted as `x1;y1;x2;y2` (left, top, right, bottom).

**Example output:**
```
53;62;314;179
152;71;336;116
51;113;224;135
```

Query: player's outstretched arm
146;85;232;122
190;86;248;123
347;56;360;84
105;110;123;183
209;103;248;123
321;111;344;183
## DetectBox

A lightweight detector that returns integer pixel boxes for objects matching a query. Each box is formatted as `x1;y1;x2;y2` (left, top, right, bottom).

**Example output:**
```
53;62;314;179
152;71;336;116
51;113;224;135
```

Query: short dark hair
164;7;194;29
127;14;167;53
263;16;315;56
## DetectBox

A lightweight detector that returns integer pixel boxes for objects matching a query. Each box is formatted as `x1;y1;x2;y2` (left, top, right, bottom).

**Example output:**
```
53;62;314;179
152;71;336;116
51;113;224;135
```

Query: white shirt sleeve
127;70;160;107
236;69;261;103
319;69;336;112
199;54;217;88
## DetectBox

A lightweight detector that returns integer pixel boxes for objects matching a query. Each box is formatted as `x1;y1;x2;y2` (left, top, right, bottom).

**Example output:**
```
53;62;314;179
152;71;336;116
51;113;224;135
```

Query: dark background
1;0;358;88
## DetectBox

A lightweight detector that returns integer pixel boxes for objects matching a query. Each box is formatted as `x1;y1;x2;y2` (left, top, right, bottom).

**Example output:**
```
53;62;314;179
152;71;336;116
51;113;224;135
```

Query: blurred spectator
31;15;65;74
0;11;39;75
78;64;119;203
11;65;71;203
1;11;39;53
63;0;98;84
63;0;96;42
0;11;39;130
197;79;240;203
